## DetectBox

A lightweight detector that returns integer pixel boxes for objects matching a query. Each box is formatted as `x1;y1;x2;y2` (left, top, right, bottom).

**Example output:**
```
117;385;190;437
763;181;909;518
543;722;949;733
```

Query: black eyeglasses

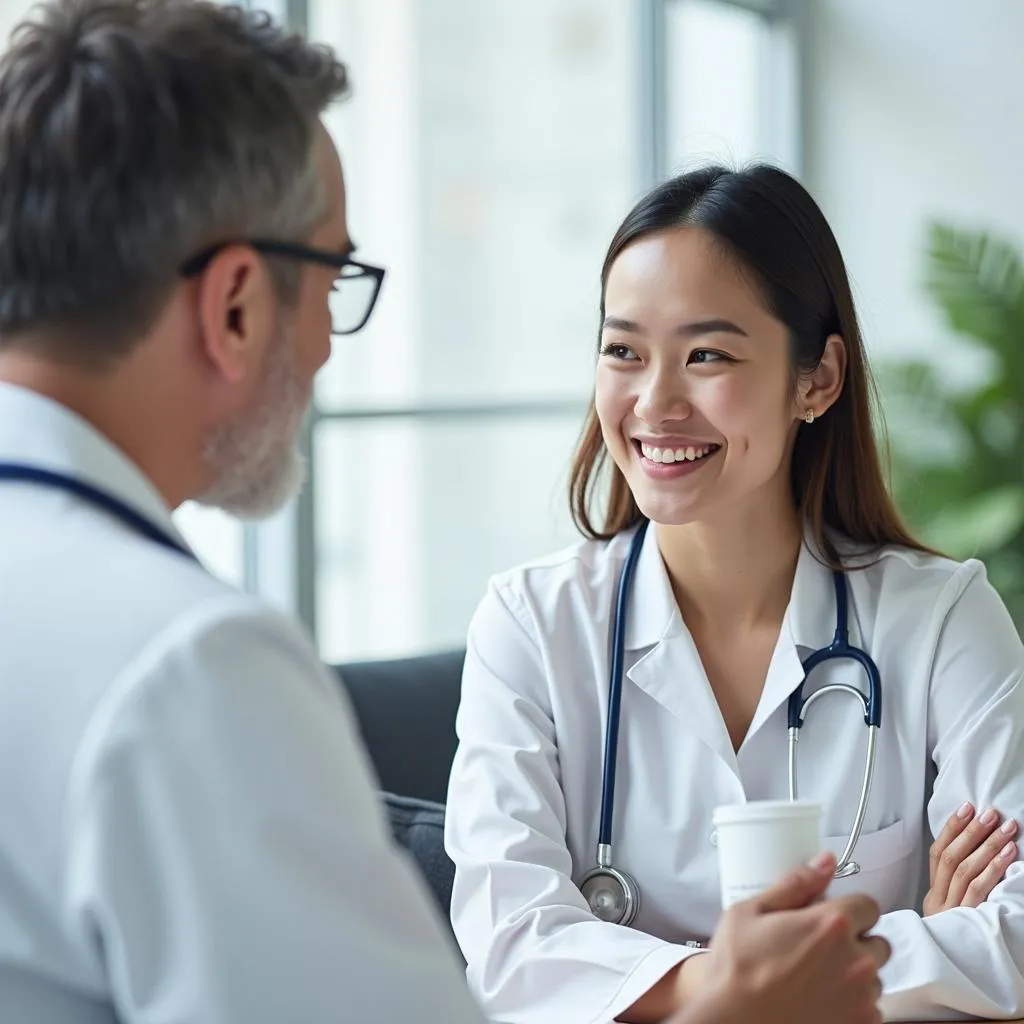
180;239;387;336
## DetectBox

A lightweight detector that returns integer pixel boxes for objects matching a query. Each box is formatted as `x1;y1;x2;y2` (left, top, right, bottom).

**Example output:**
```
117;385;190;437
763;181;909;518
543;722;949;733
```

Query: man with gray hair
0;1;887;1022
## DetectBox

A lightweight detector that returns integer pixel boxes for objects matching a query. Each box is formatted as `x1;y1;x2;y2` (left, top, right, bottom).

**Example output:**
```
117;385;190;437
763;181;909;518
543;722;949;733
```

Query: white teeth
640;442;715;463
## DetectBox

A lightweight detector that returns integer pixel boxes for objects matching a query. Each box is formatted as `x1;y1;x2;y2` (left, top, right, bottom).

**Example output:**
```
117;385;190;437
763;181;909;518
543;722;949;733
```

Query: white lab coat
445;521;1024;1023
0;382;483;1024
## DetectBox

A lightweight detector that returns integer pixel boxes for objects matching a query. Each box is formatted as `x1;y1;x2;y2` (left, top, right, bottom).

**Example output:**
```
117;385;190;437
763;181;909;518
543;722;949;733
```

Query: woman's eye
599;343;639;361
688;349;729;365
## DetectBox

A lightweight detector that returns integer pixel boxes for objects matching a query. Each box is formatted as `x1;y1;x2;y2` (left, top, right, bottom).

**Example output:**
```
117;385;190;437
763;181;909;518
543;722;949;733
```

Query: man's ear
797;334;846;420
195;245;276;384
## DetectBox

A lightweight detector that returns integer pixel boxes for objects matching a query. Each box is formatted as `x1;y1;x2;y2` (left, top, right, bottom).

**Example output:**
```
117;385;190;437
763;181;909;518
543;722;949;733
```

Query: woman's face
595;225;820;528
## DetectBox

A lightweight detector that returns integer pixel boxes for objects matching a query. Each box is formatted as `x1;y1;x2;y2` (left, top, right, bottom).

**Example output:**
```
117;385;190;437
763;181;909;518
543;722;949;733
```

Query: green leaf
877;358;944;403
986;550;1024;598
917;486;1024;559
924;223;1024;369
878;359;969;466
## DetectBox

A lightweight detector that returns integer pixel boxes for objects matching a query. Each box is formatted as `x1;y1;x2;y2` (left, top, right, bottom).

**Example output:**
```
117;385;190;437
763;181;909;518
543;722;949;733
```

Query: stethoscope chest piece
579;859;639;926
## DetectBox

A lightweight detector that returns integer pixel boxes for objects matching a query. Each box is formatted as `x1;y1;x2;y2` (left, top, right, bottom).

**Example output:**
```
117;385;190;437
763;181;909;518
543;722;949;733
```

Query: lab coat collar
622;524;851;764
743;532;842;743
785;532;841;653
620;522;841;654
0;381;190;550
622;522;682;652
619;524;733;760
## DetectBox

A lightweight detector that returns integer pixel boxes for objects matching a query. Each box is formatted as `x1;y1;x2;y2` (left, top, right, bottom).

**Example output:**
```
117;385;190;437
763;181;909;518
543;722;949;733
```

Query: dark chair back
383;793;456;919
334;650;465;943
333;649;465;805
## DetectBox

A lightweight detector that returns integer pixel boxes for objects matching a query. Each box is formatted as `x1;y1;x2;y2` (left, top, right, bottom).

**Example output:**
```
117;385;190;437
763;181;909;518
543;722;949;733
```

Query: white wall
0;0;26;50
804;0;1024;363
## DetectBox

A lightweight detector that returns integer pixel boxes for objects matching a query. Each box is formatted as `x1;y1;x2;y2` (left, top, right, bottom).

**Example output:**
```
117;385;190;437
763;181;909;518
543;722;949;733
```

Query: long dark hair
569;164;933;568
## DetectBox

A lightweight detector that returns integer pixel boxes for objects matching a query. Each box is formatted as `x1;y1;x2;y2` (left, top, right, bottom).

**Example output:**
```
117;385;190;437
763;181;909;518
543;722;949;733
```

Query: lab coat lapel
628;632;739;768
621;526;737;768
744;536;838;744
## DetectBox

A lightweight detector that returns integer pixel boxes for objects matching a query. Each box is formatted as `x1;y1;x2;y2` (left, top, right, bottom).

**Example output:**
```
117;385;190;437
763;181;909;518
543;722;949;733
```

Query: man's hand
671;852;890;1024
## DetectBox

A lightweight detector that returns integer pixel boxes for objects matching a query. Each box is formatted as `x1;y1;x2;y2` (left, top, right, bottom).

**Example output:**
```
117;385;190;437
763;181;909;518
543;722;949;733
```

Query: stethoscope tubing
590;519;884;912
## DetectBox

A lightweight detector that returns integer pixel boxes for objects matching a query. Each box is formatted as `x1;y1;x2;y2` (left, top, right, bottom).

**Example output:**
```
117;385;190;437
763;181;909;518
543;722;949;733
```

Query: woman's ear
797;334;846;421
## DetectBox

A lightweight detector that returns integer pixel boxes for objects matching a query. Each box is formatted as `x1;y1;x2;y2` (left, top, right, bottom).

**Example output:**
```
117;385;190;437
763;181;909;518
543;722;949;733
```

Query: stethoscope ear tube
584;520;649;926
597;519;650;850
787;572;883;878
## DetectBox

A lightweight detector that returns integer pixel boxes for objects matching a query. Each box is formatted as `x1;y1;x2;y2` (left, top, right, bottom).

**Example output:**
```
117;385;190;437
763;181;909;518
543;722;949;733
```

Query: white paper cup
712;800;823;908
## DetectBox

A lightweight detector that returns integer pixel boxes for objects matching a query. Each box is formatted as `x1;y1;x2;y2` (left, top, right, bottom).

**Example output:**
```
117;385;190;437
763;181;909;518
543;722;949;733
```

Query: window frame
237;0;806;652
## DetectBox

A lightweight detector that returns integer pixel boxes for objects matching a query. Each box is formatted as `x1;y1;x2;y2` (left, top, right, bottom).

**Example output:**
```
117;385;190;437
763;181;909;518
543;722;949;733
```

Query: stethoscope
0;463;195;559
579;519;883;927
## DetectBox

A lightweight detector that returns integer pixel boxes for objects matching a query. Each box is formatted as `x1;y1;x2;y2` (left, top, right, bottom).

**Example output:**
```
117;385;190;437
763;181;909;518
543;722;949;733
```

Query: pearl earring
804;409;815;424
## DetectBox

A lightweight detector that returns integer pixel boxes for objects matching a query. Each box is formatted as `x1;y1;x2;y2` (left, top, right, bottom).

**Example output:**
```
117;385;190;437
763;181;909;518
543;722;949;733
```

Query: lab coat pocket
822;819;915;909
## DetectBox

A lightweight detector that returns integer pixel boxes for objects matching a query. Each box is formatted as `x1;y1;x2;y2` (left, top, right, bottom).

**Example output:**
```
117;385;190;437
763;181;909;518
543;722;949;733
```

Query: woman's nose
634;368;692;424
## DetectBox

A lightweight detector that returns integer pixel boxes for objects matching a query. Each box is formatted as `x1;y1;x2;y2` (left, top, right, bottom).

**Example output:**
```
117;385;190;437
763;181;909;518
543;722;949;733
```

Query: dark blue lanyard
0;463;195;560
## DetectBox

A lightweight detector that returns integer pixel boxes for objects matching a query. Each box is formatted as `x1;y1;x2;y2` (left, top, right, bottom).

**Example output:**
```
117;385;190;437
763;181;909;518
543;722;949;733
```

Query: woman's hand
923;802;1018;915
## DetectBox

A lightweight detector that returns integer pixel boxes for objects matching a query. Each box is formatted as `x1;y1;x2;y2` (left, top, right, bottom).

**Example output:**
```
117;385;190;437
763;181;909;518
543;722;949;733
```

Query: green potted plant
880;223;1024;624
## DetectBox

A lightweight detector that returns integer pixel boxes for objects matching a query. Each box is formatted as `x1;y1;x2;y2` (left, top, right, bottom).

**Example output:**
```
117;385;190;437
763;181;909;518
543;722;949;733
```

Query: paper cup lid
712;799;822;826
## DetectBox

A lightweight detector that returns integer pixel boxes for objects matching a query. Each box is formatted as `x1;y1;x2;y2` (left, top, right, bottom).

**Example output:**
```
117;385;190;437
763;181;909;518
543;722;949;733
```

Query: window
302;0;636;663
181;0;802;664
665;0;799;173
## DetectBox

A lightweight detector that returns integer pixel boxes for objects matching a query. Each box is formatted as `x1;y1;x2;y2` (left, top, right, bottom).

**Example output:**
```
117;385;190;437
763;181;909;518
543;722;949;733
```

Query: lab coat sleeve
874;561;1024;1021
445;580;696;1024
61;594;484;1024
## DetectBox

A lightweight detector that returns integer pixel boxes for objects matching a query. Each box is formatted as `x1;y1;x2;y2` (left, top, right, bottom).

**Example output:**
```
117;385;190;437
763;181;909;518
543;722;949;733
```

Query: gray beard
196;332;310;521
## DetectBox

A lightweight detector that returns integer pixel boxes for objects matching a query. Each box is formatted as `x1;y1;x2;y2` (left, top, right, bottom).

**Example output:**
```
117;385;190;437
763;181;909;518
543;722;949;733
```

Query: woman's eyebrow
601;316;748;338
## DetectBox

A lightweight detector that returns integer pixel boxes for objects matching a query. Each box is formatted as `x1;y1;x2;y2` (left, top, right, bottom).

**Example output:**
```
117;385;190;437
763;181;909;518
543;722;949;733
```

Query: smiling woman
572;164;926;566
444;164;1024;1024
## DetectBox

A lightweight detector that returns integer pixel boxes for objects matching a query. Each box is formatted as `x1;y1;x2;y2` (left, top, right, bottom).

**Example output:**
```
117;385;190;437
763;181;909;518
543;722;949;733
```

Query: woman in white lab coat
445;164;1024;1024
